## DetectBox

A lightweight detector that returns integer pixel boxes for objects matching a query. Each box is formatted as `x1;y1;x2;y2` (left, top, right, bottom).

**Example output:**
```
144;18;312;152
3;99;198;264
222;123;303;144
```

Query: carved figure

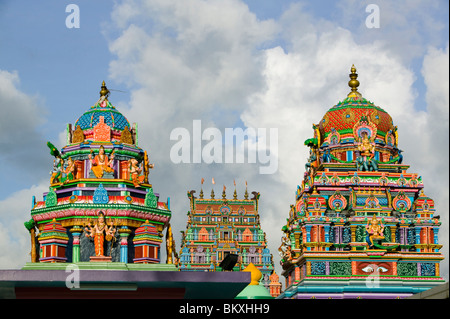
365;215;385;247
84;212;116;256
128;158;145;187
63;157;76;182
143;151;154;183
89;145;114;178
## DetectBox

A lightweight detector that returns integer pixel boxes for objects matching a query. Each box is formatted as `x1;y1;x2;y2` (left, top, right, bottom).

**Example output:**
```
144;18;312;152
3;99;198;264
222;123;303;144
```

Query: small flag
201;178;205;185
212;178;215;185
223;185;226;191
234;179;236;187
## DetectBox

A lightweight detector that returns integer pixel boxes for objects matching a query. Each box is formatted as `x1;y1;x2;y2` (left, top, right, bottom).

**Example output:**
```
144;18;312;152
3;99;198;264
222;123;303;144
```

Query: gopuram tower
24;82;175;266
278;66;445;299
178;181;281;297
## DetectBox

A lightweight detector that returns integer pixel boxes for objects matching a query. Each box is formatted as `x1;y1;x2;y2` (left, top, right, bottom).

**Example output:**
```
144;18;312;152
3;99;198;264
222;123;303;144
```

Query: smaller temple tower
179;181;280;293
25;81;173;266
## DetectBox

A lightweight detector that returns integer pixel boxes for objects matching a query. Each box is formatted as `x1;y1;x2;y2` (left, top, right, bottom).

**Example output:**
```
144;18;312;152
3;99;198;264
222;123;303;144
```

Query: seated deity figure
358;132;375;160
89;145;114;178
84;211;116;256
365;215;385;247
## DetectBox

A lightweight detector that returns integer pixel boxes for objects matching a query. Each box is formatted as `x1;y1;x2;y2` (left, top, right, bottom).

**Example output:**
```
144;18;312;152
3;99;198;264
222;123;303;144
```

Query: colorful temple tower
24;82;175;265
278;66;445;299
179;182;280;296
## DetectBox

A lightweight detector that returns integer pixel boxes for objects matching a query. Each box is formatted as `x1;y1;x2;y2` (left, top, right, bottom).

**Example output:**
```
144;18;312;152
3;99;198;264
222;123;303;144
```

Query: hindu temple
179;181;281;297
23;81;175;265
278;66;445;299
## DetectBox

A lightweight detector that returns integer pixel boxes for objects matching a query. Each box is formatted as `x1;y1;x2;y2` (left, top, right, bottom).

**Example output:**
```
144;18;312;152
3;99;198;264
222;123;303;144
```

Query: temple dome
74;81;130;132
317;66;395;148
319;96;394;138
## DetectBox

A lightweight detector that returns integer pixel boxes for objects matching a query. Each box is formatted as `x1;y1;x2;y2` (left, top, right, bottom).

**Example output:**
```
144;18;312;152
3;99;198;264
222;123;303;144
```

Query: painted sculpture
89;145;115;178
278;66;445;299
25;82;172;264
365;215;385;247
84;212;116;257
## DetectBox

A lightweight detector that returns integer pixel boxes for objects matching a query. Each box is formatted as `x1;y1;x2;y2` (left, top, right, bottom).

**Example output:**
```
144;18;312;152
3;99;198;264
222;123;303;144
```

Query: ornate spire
347;65;362;98
100;81;110;98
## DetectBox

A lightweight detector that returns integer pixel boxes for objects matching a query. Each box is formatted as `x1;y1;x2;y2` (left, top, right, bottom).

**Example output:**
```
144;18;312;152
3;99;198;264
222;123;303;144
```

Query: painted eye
378;267;388;273
362;266;374;273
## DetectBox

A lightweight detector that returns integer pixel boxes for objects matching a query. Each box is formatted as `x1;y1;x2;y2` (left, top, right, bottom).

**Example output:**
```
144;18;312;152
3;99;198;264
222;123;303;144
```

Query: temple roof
318;66;394;139
73;81;130;131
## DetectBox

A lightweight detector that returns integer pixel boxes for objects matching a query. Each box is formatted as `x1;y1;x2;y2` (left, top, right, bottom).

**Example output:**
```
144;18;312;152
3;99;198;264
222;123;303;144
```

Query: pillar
350;225;357;251
415;226;422;252
390;225;397;243
118;226;132;263
70;226;83;263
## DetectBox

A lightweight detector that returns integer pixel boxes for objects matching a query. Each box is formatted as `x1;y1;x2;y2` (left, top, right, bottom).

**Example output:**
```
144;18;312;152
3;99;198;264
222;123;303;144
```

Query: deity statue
63;157;76;182
356;132;378;171
89;145;115;178
305;148;318;181
48;141;64;184
128;158;148;187
357;132;375;159
143;151;154;183
365;215;385;247
50;156;64;184
166;223;179;264
84;211;116;256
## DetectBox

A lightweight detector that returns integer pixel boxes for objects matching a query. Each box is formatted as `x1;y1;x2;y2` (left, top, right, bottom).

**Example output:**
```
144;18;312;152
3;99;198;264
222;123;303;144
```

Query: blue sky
0;0;448;281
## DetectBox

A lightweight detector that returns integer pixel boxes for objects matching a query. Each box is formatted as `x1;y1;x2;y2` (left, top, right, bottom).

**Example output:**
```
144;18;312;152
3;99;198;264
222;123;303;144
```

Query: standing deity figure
50;157;64;184
143;151;154;183
84;212;116;256
89;145;114;178
365;215;385;247
356;132;378;171
63;157;76;182
166;223;178;264
128;158;145;187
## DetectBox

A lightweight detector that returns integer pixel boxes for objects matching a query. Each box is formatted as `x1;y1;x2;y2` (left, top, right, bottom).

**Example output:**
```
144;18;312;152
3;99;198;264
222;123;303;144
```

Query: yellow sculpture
166;223;178;264
358;132;375;160
88;145;114;178
365;215;385;247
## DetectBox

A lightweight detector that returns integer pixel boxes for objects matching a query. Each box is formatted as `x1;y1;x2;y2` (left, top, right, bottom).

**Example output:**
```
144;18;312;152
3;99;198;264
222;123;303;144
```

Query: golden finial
100;80;110;98
348;65;362;98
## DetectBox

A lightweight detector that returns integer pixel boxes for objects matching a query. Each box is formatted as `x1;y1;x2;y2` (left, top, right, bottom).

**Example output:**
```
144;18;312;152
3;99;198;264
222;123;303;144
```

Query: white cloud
0;182;48;269
0;70;50;194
